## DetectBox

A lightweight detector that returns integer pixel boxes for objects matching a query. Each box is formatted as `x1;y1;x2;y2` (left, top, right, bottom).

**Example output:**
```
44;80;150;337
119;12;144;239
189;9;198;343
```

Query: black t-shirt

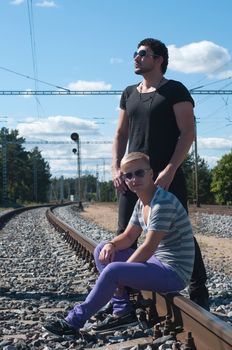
120;79;194;172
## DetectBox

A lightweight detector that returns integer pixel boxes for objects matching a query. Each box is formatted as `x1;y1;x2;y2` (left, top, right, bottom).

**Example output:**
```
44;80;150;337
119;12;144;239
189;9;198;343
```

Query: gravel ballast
0;204;231;349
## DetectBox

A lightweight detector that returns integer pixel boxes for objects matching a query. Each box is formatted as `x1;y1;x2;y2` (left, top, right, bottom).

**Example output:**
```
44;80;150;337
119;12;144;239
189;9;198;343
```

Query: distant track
188;204;232;216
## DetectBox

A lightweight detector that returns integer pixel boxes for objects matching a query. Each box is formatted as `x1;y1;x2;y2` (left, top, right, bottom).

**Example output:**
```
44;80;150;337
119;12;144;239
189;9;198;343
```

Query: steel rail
0;204;53;229
46;205;96;266
150;292;232;350
1;204;231;349
46;205;232;350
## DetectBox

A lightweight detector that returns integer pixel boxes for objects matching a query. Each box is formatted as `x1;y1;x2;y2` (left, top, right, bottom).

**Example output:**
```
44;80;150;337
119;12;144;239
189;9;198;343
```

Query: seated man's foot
91;302;113;321
43;318;79;337
92;311;138;333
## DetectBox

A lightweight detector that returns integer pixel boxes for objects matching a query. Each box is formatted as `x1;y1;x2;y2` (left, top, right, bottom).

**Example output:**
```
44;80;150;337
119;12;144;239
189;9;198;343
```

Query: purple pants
66;241;185;330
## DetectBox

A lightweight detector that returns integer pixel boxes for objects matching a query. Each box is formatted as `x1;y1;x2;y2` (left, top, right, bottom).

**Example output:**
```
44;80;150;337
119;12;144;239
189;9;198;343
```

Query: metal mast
0;89;231;96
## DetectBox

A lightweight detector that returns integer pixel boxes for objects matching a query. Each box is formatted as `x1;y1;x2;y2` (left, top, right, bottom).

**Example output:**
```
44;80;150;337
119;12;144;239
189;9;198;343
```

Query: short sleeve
120;89;127;110
129;200;141;227
119;85;136;110
162;80;195;107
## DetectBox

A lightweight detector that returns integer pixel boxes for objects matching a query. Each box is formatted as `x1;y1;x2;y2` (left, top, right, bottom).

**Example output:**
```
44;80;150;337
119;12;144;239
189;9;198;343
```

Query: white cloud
17;115;100;139
201;155;220;168
10;0;24;5
194;137;232;168
168;41;231;77
66;80;112;91
16;115;113;178
110;57;123;64
35;0;58;7
198;137;232;149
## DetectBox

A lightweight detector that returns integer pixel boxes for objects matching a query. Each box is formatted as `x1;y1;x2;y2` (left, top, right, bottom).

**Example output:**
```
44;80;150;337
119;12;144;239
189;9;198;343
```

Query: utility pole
66;180;70;202
33;156;38;202
59;176;64;203
96;164;100;201
103;158;106;182
1;128;8;205
194;116;200;207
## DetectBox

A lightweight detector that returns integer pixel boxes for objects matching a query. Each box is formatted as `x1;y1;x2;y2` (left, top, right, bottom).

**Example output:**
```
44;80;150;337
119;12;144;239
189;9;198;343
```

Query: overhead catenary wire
190;75;232;91
27;0;41;118
0;64;232;95
0;66;70;92
189;57;232;90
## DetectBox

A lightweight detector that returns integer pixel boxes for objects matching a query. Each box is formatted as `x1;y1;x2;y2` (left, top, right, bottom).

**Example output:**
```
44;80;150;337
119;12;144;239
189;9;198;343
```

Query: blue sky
0;0;232;180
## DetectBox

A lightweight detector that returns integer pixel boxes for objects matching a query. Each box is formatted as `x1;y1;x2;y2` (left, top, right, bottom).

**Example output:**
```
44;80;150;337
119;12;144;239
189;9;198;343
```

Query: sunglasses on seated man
133;50;160;59
122;168;151;181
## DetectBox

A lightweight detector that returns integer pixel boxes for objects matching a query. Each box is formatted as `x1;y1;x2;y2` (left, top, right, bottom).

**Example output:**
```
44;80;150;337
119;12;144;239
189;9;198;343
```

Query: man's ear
154;55;163;66
159;55;164;64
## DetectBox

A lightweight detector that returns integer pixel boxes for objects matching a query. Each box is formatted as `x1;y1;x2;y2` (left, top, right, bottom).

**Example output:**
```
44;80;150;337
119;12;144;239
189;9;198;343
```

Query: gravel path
0;208;97;349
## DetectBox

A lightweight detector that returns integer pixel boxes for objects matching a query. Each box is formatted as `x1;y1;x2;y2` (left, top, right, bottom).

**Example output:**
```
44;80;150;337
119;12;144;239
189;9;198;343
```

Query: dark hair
137;38;169;74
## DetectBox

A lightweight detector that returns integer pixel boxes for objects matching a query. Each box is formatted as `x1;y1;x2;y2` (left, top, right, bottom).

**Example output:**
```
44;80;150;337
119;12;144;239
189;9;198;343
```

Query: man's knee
94;241;108;261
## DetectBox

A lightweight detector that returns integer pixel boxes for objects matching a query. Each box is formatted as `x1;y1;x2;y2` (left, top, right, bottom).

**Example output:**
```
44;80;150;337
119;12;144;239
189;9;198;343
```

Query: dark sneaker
43;318;79;337
91;302;113;321
92;311;138;333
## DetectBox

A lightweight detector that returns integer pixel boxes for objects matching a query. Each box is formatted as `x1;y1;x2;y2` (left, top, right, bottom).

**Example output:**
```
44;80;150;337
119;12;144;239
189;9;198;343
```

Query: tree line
0;127;51;205
51;150;232;206
182;151;232;205
1;127;232;206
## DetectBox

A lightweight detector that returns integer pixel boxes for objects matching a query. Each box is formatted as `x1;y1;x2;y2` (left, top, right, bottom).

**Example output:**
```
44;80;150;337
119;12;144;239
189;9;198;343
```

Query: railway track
0;204;232;349
47;204;232;350
188;204;232;216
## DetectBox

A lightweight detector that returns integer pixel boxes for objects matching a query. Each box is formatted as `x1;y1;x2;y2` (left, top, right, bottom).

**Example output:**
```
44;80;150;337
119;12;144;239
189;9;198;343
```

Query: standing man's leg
169;169;209;310
117;189;138;248
188;238;209;308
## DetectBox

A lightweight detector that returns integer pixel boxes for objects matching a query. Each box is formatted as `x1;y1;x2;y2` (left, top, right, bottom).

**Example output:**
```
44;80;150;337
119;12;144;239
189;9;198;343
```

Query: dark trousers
117;168;208;301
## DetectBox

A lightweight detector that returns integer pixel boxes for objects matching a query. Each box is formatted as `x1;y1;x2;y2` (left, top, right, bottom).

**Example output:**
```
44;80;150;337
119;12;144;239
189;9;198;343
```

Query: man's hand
114;285;125;297
99;243;116;264
112;168;128;194
154;165;176;190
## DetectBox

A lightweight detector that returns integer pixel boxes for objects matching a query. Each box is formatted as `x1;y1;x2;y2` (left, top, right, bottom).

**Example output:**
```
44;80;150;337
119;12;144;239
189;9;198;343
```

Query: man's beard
135;66;151;75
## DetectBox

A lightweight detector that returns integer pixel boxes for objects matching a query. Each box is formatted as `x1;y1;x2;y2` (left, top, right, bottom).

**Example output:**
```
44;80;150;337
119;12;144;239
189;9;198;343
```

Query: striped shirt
129;187;195;285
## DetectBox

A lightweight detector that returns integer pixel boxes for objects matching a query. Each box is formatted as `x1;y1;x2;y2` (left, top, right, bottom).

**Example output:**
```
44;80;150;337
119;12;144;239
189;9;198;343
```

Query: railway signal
70;132;83;210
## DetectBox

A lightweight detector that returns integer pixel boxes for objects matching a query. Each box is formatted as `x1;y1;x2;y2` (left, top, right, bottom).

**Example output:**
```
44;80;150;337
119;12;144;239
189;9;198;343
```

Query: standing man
112;38;209;309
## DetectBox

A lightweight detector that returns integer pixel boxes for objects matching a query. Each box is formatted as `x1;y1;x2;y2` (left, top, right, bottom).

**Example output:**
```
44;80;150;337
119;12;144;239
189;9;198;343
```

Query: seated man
43;152;195;337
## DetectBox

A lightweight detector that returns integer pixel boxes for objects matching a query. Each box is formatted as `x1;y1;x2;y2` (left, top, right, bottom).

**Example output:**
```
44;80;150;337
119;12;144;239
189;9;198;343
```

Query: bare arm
99;223;142;264
127;230;166;263
154;101;195;190
112;108;129;193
